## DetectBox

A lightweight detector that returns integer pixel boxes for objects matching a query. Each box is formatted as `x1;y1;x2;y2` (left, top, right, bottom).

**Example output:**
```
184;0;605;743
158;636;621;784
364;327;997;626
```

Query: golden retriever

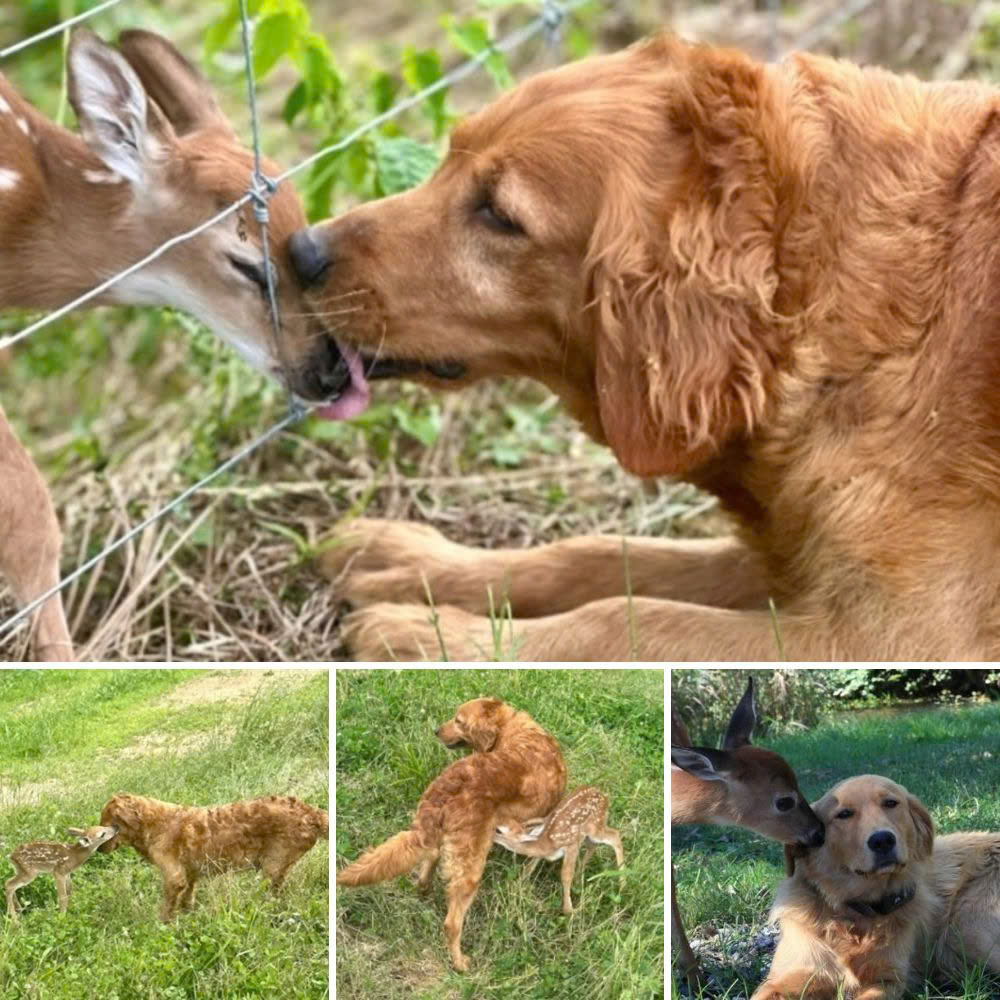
336;697;566;971
753;775;1000;1000
289;32;1000;661
98;794;328;920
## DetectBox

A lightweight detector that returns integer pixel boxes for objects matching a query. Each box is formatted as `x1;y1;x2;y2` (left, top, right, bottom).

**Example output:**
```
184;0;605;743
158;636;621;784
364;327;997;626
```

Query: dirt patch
155;668;325;709
0;778;67;810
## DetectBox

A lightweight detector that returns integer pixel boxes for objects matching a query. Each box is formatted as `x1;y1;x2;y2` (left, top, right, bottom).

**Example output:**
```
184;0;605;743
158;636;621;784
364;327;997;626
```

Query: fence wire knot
541;0;566;47
248;172;278;226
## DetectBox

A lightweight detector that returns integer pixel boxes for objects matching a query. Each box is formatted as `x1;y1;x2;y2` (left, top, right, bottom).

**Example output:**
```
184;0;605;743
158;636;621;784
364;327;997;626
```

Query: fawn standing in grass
6;825;118;920
493;785;623;915
671;677;825;989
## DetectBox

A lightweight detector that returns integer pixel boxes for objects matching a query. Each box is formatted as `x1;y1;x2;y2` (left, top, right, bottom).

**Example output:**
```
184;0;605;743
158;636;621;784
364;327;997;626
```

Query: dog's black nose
867;830;896;854
289;227;331;288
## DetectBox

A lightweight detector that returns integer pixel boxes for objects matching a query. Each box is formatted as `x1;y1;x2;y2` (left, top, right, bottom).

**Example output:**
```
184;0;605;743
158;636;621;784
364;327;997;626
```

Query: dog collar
844;883;916;918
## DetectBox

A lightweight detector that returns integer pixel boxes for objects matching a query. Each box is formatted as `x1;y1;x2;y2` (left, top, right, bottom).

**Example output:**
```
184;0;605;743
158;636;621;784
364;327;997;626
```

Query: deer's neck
0;78;134;311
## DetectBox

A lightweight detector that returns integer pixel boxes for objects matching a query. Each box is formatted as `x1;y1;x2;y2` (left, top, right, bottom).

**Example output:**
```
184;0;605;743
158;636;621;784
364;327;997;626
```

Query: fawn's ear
67;827;85;837
68;29;177;187
670;745;734;781
722;677;757;749
589;43;783;478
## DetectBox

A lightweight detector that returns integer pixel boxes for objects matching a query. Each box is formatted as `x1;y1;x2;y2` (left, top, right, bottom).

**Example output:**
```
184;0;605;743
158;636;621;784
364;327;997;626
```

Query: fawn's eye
775;796;795;813
228;254;269;294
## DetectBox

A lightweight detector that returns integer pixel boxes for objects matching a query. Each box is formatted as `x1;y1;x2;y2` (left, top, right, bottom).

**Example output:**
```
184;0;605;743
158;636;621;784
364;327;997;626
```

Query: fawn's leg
672;864;706;990
0;405;74;661
55;872;70;912
322;519;768;617
559;843;581;914
6;870;32;918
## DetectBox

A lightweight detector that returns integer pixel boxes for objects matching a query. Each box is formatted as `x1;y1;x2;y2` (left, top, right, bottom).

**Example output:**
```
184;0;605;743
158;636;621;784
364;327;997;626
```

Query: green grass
0;668;329;1000
671;697;1000;999
336;668;664;999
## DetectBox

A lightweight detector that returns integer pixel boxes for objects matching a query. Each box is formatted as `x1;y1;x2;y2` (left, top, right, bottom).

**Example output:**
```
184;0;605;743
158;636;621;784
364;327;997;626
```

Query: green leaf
373;135;439;196
303;42;336;98
442;16;513;89
253;12;295;79
371;71;398;114
282;80;308;124
392;404;441;447
401;47;448;137
204;2;240;59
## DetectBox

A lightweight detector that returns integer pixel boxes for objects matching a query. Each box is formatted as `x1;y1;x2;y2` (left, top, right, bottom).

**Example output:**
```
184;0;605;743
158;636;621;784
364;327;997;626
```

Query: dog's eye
835;808;854;820
476;197;524;236
883;798;898;808
775;796;795;813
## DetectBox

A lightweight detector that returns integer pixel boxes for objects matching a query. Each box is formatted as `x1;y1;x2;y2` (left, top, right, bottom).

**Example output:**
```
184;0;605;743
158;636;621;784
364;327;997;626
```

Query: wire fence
0;0;583;653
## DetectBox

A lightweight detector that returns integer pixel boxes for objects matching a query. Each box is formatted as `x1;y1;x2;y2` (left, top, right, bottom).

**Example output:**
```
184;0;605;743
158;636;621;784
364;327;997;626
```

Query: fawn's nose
867;830;896;855
289;227;331;288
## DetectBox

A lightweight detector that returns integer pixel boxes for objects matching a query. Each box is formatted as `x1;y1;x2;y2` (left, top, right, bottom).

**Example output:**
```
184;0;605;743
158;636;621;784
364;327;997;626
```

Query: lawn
671;693;1000;999
0;668;329;1000
335;667;664;1000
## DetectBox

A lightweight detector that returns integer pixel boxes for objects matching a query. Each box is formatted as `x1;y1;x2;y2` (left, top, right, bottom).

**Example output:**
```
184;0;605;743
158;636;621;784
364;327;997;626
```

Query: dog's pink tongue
314;341;370;420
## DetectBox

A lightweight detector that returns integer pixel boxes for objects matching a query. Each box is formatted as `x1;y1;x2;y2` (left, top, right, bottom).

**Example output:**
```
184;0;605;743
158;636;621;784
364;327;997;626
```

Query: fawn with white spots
493;785;624;914
6;825;118;920
0;29;348;660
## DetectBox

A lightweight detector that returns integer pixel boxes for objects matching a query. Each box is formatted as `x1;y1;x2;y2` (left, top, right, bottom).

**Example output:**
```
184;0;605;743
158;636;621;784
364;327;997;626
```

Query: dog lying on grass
98;793;328;920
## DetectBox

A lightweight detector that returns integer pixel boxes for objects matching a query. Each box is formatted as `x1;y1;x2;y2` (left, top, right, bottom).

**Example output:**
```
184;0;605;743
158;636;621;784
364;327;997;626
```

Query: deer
0;27;349;661
6;824;118;919
671;677;825;990
493;785;624;915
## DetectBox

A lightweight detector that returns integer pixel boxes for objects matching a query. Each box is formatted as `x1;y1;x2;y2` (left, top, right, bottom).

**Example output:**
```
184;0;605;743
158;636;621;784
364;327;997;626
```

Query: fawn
0;28;345;660
671;677;825;988
493;785;623;915
6;825;118;920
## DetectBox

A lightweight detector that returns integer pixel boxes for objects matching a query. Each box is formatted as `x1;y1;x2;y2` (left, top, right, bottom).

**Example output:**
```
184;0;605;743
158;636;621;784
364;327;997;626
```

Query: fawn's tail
337;829;430;886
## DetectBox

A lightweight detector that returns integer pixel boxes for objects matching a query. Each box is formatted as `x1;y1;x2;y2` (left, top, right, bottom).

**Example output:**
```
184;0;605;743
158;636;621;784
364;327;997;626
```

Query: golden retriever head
291;34;790;477
435;697;515;753
789;775;934;902
97;794;148;853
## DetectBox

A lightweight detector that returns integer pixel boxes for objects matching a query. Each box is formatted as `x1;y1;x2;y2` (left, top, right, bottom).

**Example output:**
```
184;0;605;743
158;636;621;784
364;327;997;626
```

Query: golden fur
753;776;1000;1000
299;33;1000;660
98;794;328;920
336;697;567;971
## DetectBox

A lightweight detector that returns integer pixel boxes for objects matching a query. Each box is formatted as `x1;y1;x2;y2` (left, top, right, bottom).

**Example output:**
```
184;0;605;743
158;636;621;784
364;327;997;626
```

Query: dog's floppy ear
466;699;504;753
907;793;934;860
589;41;785;478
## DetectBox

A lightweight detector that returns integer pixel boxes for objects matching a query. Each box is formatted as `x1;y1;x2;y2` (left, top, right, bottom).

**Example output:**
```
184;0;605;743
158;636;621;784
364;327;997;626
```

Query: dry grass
0;0;990;661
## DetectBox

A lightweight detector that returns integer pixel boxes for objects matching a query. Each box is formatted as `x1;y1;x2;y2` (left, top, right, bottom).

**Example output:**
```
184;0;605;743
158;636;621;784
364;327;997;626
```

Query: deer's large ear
68;29;173;185
66;827;85;837
722;677;757;749
671;745;733;781
116;29;235;139
589;46;783;478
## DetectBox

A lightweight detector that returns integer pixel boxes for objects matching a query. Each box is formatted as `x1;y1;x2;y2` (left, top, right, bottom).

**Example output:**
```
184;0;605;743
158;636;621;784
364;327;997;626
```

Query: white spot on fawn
0;168;20;191
0;96;10;114
16;117;29;135
82;169;122;185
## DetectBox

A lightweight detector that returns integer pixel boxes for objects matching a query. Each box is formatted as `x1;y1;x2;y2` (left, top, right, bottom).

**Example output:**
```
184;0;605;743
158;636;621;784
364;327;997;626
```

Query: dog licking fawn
494;785;623;915
671;678;825;989
0;29;343;660
6;825;117;920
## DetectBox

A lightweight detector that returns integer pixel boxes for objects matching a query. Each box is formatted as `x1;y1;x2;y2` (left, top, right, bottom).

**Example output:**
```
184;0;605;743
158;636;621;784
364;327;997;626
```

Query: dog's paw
318;518;472;608
340;602;520;661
